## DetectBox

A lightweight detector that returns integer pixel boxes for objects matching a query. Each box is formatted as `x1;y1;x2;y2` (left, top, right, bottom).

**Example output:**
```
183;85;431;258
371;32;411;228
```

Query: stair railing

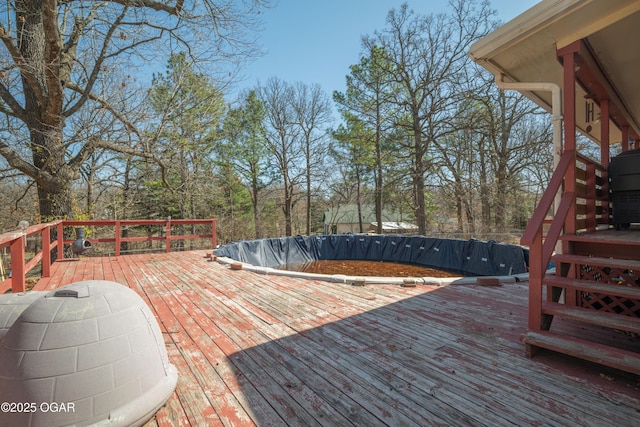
521;150;575;330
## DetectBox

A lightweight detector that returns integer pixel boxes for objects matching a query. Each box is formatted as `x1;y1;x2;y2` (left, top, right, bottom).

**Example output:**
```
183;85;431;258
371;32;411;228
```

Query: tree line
0;1;553;244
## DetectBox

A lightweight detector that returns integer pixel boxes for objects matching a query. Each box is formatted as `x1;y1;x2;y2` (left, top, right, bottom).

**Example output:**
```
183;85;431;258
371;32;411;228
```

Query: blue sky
234;0;541;99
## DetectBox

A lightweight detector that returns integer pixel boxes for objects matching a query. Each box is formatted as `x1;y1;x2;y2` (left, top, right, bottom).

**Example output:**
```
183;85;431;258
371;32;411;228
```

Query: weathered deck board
33;251;640;426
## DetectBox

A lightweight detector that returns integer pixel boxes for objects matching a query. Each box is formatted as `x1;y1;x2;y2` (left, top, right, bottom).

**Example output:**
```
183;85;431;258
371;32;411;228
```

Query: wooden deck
34;250;640;426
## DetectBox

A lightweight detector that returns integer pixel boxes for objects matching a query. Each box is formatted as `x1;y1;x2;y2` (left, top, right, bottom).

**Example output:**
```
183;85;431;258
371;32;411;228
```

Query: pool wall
214;234;528;277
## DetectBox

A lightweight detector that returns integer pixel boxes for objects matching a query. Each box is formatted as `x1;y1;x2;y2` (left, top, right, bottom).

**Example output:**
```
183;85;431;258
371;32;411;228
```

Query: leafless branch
13;179;35;212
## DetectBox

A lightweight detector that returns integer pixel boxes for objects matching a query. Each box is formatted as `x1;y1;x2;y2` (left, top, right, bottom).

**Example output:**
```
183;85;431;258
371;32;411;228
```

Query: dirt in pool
276;259;464;278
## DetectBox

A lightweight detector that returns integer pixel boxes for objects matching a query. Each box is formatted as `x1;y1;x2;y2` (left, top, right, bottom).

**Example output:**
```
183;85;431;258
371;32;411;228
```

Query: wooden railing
575;152;609;231
0;219;216;294
520;150;608;330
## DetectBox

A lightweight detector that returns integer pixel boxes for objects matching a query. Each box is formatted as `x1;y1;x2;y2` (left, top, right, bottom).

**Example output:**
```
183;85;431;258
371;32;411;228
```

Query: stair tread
522;330;640;375
542;301;640;334
551;253;640;269
544;275;640;300
558;232;640;246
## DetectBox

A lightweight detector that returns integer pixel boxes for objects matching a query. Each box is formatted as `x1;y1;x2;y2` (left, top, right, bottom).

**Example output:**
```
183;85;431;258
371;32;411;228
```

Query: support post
57;222;65;260
528;228;543;334
600;98;610;167
211;219;217;249
42;226;51;278
621;125;629;152
166;218;172;253
10;235;25;293
558;42;579;241
115;221;121;256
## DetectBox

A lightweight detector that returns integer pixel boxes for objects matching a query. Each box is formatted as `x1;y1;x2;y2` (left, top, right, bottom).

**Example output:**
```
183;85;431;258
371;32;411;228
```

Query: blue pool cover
214;235;528;276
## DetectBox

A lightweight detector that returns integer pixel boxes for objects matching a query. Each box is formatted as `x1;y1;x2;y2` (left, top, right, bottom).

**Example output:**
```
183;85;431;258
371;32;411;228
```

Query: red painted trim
528;229;543;331
600;99;610;167
42;226;51;277
166;219;172;253
211;219;217;249
562;50;577;238
57;222;64;260
521;151;573;246
585;163;597;231
542;191;574;263
10;235;25;293
115;220;121;256
0;219;216;294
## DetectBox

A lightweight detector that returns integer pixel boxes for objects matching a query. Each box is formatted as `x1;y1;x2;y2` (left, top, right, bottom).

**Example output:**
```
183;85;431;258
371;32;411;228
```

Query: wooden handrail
542;191;574;264
522;148;610;332
576;151;607;173
0;218;217;294
521;150;574;246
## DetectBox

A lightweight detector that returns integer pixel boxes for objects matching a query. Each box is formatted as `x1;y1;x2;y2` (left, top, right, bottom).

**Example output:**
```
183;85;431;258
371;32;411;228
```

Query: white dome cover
0;280;178;426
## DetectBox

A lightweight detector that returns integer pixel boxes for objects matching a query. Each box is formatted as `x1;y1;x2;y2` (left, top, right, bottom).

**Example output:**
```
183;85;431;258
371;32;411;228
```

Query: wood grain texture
33;251;640;426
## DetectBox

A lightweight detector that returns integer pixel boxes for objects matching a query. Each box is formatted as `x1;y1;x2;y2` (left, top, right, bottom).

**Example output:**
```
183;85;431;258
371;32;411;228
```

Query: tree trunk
306;157;311;236
283;172;293;236
375;107;383;234
455;191;464;232
414;176;427;235
36;181;73;220
356;165;364;233
86;167;95;219
412;132;428;236
479;147;491;232
17;0;73;219
32;127;75;220
464;198;475;234
495;161;508;232
252;175;261;239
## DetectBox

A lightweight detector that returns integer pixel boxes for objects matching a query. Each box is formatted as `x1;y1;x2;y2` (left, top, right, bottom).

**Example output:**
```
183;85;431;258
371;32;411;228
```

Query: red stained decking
34;251;640;426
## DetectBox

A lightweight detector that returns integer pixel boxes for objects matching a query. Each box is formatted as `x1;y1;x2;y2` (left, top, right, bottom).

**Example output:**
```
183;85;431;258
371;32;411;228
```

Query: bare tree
148;52;225;224
0;0;269;219
330;114;375;233
477;88;551;232
260;77;304;236
291;82;332;235
363;0;494;235
334;45;397;234
220;89;270;238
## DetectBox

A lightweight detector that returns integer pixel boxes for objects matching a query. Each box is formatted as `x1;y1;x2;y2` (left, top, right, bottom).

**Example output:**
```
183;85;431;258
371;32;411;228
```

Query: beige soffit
470;0;640;143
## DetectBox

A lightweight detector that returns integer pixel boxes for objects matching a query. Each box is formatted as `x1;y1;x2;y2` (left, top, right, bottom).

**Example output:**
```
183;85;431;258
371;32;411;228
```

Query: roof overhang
470;0;640;144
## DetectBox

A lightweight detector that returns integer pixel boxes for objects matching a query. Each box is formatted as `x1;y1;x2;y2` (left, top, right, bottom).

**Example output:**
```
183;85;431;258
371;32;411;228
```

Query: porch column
621;126;629;152
600;101;612;231
558;42;578;238
600;99;610;166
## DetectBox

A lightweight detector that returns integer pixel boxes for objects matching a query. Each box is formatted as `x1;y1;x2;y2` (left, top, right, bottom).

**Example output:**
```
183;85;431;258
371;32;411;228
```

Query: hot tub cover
0;280;178;427
214;234;529;276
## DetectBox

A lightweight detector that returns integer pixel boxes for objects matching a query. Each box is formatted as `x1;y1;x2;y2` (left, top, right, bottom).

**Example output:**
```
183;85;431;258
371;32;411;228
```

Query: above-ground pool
214;234;529;285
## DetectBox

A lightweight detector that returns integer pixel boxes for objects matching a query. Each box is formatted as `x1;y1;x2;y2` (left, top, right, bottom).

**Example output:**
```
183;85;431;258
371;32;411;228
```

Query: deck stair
522;241;640;375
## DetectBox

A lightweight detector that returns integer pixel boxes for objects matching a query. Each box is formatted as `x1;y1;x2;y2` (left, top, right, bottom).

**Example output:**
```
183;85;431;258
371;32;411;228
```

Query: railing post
115;220;121;256
57;222;65;260
10;234;26;293
42;226;51;278
586;162;596;231
166;218;171;253
602;168;610;226
600;99;610;167
211;219;217;249
528;229;543;333
559;43;578;250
